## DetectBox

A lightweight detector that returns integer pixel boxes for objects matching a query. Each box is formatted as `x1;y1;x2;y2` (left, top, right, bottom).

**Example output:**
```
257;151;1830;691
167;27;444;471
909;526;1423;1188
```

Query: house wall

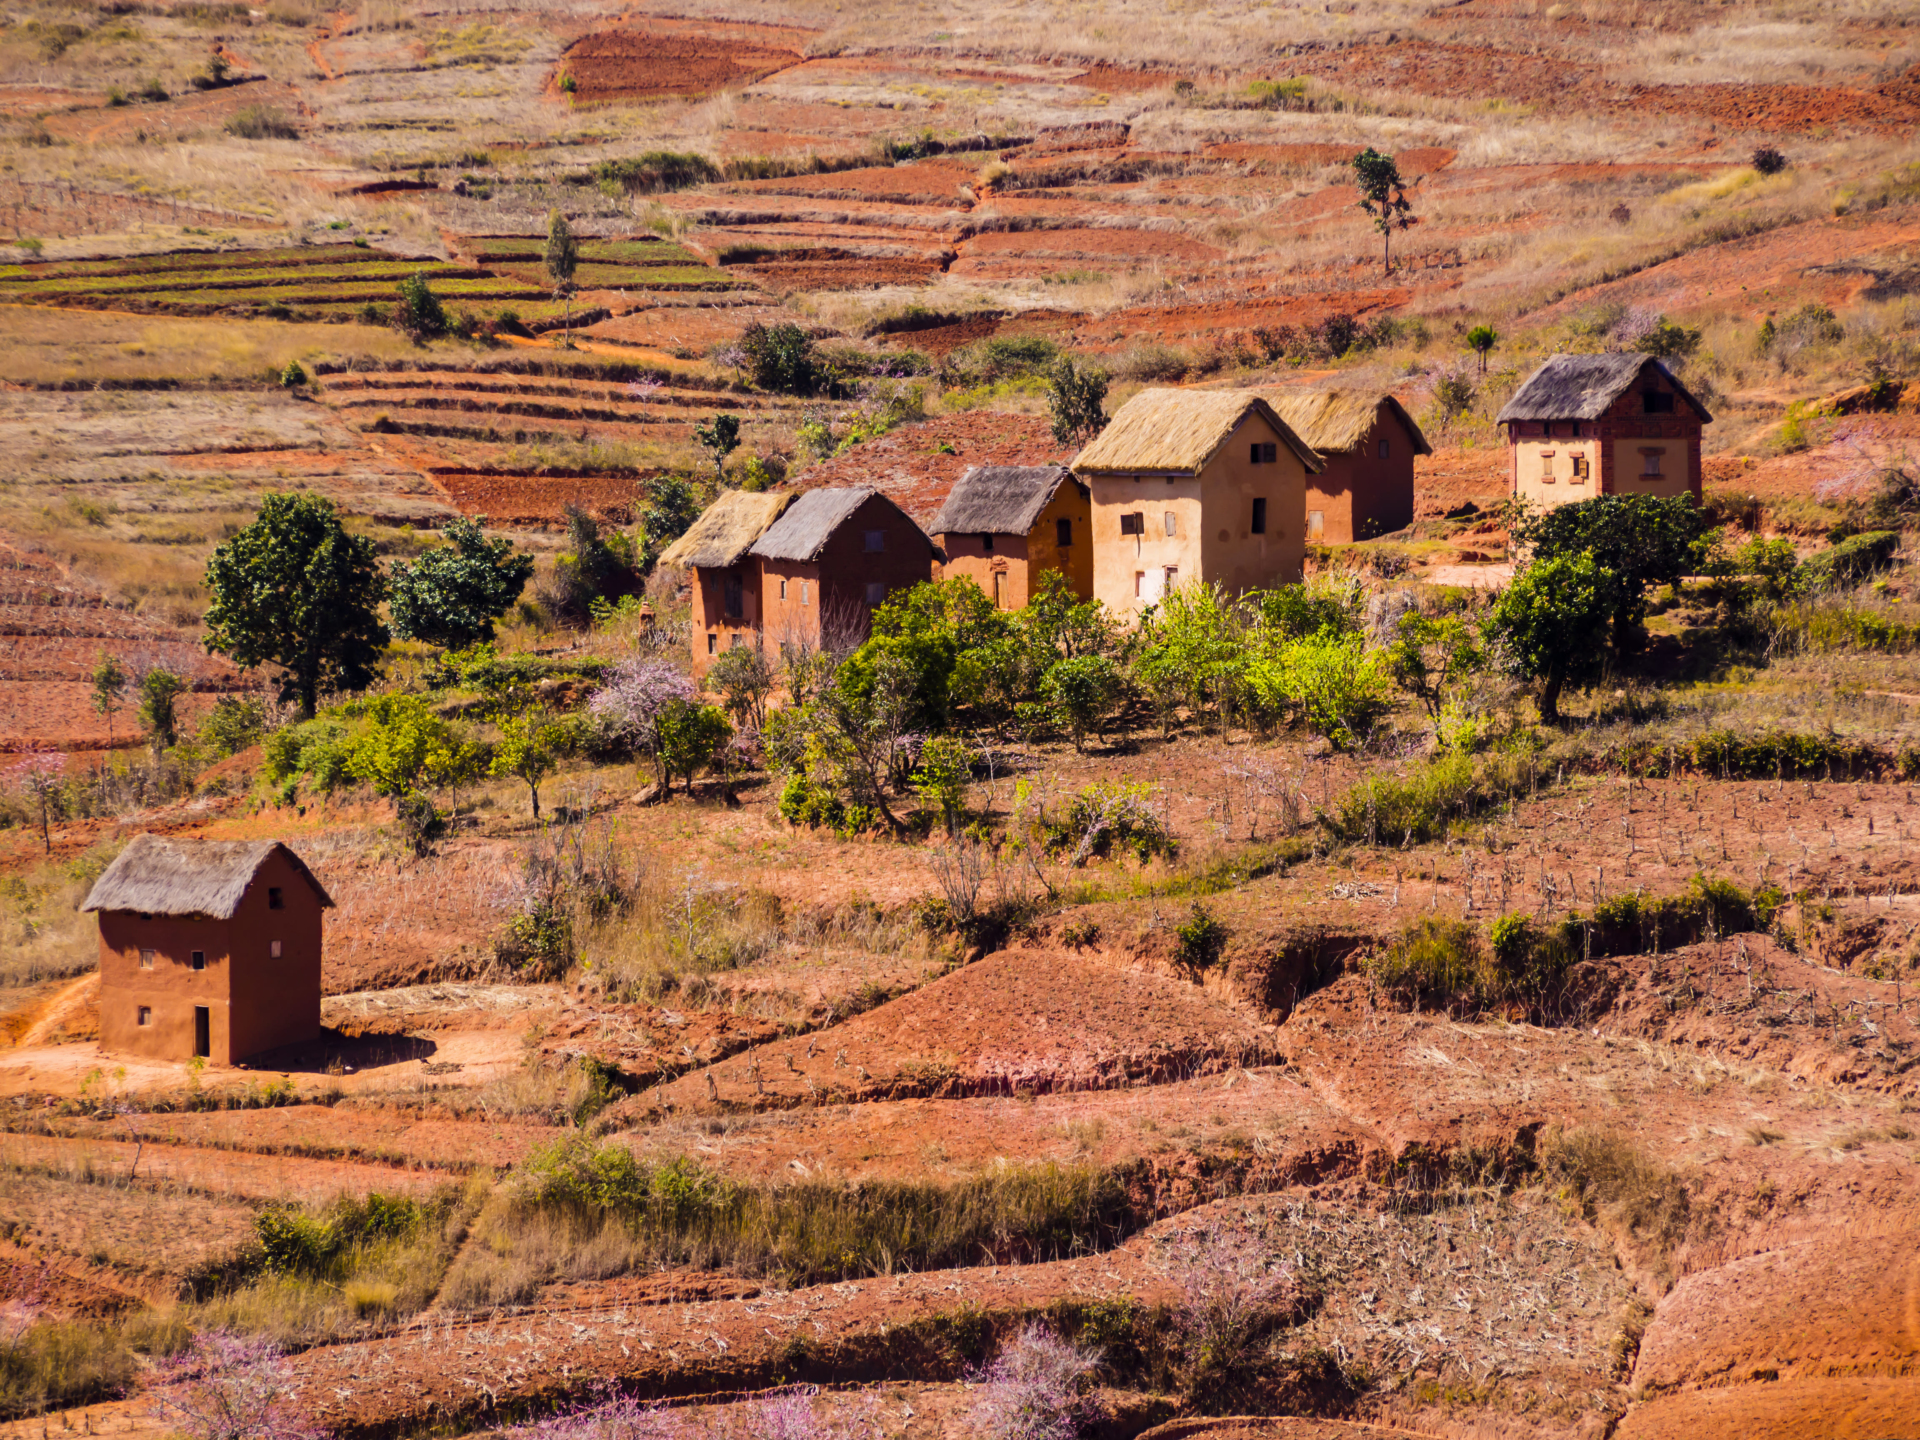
97;854;322;1065
935;480;1093;609
756;494;933;650
1304;412;1417;543
1087;412;1306;622
1506;368;1702;512
690;562;764;679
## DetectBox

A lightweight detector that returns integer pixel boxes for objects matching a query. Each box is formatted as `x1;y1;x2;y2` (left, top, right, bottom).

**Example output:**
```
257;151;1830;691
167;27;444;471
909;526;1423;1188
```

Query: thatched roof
1071;389;1322;476
926;465;1080;537
1260;389;1433;457
1497;353;1713;424
750;487;931;563
81;835;333;919
657;489;793;570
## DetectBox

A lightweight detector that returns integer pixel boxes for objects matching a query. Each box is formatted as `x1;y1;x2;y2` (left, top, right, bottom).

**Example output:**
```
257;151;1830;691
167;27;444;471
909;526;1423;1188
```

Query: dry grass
0;309;433;386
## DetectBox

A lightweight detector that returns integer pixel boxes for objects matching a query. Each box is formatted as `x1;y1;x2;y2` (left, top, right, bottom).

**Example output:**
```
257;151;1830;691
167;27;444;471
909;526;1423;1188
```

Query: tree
693;412;741;486
1383;610;1481;718
388;516;535;649
544;208;579;341
490;714;557;819
1351;148;1415;275
738;321;822;394
203;493;388;719
911;734;973;832
1245;629;1390;750
636;477;701;573
1041;654;1123;751
550;504;636;622
394;273;448;341
9;754;63;855
90;652;128;751
589;657;698;795
1485;552;1617;722
1508;494;1711;656
137;667;190;759
1048;357;1109;444
705;643;774;731
654;701;731;795
1466;324;1497;375
345;694;454;799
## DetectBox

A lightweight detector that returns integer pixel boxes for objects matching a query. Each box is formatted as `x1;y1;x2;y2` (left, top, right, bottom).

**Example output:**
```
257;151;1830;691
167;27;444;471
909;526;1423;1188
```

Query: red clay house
1263;389;1430;542
657;488;794;679
1497;354;1711;512
927;465;1092;608
83;835;330;1065
750;487;936;653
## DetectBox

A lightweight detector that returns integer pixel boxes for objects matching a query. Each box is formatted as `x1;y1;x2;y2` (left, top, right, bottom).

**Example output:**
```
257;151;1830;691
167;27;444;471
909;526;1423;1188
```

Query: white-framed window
1163;511;1177;537
139;947;156;970
864;530;885;553
1539;449;1556;479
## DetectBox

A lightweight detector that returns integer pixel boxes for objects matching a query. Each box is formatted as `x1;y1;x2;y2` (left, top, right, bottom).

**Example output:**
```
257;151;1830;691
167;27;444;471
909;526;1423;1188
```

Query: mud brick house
750;487;936;651
927;465;1092;608
1071;389;1321;621
1497;354;1711;512
1263;389;1430;542
658;488;795;678
83;835;330;1065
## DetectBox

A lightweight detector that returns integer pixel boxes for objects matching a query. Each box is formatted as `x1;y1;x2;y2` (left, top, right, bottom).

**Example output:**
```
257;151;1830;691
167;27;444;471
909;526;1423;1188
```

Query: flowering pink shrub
148;1331;324;1440
589;659;696;750
967;1324;1103;1440
716;1388;877;1440
507;1393;683;1440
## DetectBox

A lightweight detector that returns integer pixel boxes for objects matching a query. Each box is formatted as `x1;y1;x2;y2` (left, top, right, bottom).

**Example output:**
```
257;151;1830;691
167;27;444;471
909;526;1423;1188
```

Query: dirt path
14;972;97;1049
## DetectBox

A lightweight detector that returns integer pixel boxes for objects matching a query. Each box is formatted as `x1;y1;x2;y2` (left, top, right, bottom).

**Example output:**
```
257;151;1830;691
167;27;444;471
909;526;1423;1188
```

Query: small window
732;633;747;649
137;1006;151;1027
1307;510;1324;540
1378;437;1390;459
270;940;283;959
1134;571;1145;597
864;529;885;553
1539;449;1556;479
1119;512;1143;536
1163;511;1177;537
866;581;886;605
802;580;811;605
1163;565;1179;592
1571;454;1590;482
1250;498;1267;535
139;947;156;970
1249;441;1276;464
191;951;205;971
980;533;994;552
267;887;284;911
779;577;788;600
707;632;717;655
1056;517;1072;547
723;575;744;617
1643;390;1674;414
1641;448;1664;477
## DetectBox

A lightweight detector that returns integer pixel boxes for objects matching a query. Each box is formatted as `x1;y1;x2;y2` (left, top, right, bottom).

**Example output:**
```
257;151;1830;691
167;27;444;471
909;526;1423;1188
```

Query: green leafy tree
705;643;774;731
655;701;731;795
1131;583;1248;733
693;413;741;486
388;516;535;649
1041;654;1123;751
394;272;448;341
1485;552;1617;722
545;208;579;340
136;667;190;759
637;476;702;573
1466;324;1497;375
203;493;388;719
1351;148;1414;275
1246;629;1390;749
1383;611;1482;718
346;694;454;799
1048;357;1109;444
910;734;973;832
1508;494;1710;656
90;652;128;750
490;714;558;818
738;321;822;395
846;578;1009;733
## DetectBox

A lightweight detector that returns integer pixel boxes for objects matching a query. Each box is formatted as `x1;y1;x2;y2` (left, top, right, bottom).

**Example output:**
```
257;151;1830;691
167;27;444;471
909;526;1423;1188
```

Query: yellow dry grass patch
0;308;423;384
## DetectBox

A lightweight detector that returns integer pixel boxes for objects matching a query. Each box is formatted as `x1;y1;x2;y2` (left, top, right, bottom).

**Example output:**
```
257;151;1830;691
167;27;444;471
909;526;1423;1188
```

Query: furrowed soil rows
560;26;809;104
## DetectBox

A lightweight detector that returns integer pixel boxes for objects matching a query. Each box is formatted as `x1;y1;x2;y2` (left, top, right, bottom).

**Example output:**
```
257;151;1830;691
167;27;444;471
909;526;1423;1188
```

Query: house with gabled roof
1071;389;1322;620
927;464;1091;608
1262;389;1431;543
658;488;794;677
750;487;936;653
82;834;331;1065
1497;354;1711;513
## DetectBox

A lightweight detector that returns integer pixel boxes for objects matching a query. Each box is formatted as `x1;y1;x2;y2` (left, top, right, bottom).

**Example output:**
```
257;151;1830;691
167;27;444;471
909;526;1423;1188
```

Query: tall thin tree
545;208;579;344
1351;148;1415;276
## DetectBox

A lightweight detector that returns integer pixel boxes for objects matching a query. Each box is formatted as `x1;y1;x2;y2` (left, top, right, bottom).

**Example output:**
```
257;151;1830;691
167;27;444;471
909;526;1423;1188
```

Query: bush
593;151;720;194
969;1323;1104;1440
739;321;824;394
1751;145;1787;176
1173;903;1228;972
1330;748;1540;845
149;1331;323;1440
279;360;307;387
1799;529;1897;590
224;104;299;139
1245;628;1389;749
394;273;449;341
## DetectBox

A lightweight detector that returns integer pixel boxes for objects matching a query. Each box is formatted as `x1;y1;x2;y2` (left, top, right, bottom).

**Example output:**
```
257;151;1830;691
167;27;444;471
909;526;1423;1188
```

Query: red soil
435;469;650;523
0;1131;451;1203
40;82;307;147
788;410;1071;523
561;29;806;104
736;256;946;292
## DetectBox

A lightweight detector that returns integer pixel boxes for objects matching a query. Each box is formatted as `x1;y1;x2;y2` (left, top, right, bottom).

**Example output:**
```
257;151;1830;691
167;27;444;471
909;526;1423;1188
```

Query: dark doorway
193;1006;210;1059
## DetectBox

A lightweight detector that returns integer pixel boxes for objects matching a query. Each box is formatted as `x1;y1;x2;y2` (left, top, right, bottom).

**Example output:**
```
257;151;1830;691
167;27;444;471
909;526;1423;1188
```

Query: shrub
1799;529;1897;590
1172;1225;1298;1411
1048;357;1109;443
1366;916;1486;1007
1173;903;1228;972
394;273;449;341
1540;1128;1699;1265
149;1331;323;1440
1751;145;1787;176
594;151;720;195
1331;747;1540;845
739;321;824;394
224;105;298;139
1244;628;1389;749
969;1323;1104;1440
140;76;168;101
